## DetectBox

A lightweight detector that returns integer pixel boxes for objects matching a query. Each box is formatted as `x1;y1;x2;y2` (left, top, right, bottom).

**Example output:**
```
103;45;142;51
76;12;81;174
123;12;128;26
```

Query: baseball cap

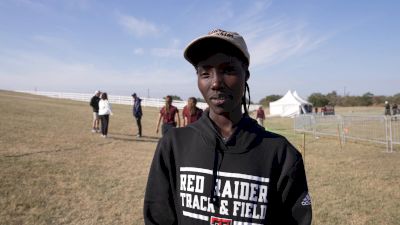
95;90;101;95
184;29;250;66
131;93;137;97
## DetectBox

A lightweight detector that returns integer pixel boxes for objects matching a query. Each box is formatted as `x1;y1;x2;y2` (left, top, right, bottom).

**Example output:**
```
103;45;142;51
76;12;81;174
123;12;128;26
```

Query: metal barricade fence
391;115;400;152
314;115;341;137
294;114;398;152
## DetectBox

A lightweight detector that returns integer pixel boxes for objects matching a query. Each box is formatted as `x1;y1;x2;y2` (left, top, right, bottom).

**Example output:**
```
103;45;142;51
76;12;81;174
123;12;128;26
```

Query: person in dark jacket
144;29;312;225
392;103;398;116
385;101;391;116
132;93;143;137
89;90;101;133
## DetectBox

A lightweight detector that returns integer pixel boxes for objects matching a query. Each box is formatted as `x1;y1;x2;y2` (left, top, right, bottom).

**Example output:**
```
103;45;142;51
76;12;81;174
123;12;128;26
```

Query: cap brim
184;36;248;66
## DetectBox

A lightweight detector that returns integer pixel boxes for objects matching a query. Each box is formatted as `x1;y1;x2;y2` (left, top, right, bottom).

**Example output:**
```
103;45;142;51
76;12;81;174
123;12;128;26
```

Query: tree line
259;91;400;107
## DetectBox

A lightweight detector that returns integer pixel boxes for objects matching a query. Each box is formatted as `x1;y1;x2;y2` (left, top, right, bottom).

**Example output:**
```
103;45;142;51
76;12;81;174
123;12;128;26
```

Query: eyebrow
197;61;235;68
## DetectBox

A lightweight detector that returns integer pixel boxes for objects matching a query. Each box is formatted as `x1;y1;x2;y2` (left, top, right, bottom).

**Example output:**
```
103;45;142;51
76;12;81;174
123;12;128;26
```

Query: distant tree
305;91;398;107
360;92;374;106
164;95;182;101
391;93;400;104
259;95;282;107
341;96;361;106
372;95;386;105
308;93;329;107
196;97;206;103
326;91;339;106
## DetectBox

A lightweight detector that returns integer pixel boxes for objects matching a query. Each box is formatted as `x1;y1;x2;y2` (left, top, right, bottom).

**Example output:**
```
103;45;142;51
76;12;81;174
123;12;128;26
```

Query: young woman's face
187;98;194;107
196;53;248;115
166;96;172;104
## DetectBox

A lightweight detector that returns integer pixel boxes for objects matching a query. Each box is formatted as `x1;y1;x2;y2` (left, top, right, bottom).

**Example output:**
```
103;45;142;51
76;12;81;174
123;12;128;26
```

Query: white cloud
32;35;70;47
65;0;93;10
117;12;160;37
10;0;48;11
150;48;181;58
228;1;327;68
133;48;144;55
0;49;196;98
132;38;183;58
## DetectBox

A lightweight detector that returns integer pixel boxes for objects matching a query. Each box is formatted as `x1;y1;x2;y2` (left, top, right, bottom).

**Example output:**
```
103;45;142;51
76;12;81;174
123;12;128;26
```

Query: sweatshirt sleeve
143;137;177;225
90;97;95;107
108;102;112;114
277;143;312;225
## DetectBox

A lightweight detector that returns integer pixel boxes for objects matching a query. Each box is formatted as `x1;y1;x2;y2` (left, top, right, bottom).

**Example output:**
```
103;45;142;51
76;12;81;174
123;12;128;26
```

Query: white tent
293;91;309;105
269;90;312;117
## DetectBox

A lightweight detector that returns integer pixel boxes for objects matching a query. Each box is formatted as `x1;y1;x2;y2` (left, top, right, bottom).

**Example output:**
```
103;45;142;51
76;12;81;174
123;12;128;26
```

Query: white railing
17;90;261;111
294;114;400;152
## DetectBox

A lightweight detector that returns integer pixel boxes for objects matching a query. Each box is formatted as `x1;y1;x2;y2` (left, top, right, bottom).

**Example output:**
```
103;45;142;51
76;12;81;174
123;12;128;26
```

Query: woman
182;97;203;126
144;29;312;224
155;95;180;135
98;92;112;138
256;106;266;128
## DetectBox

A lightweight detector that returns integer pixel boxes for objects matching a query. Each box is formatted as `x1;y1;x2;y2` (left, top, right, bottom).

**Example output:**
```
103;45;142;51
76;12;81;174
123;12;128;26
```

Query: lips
209;94;232;105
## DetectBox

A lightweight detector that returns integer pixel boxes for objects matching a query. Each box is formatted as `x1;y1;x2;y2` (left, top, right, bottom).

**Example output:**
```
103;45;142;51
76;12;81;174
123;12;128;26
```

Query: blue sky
0;0;399;101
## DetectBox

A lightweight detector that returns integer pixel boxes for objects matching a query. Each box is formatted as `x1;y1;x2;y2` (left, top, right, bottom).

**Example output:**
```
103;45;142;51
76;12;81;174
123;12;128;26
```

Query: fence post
389;116;393;153
341;115;346;144
293;116;297;135
337;124;343;151
384;116;390;153
312;115;316;139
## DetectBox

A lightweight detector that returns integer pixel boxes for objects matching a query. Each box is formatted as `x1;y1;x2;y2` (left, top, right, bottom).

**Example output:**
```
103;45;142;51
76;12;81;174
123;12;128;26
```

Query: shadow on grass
2;147;78;158
108;136;159;143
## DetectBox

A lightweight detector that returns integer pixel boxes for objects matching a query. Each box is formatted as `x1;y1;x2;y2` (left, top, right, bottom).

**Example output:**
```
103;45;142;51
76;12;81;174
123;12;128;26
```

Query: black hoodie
144;112;312;225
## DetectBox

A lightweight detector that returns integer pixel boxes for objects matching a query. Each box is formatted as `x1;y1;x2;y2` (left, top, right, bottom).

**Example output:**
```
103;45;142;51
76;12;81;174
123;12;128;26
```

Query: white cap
184;29;250;66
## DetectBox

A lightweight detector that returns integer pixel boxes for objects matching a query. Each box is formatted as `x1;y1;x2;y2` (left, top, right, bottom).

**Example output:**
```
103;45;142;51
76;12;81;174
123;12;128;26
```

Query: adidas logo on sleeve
301;193;312;206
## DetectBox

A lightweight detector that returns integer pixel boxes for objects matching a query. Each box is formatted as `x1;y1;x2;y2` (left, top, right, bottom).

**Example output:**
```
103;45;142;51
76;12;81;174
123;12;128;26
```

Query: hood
188;110;264;154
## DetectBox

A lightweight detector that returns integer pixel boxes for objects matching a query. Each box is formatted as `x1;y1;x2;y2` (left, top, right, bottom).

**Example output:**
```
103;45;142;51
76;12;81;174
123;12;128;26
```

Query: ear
245;70;250;81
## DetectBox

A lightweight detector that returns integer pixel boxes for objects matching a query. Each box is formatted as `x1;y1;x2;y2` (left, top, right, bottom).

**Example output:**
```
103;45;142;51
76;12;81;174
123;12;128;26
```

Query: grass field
0;90;399;225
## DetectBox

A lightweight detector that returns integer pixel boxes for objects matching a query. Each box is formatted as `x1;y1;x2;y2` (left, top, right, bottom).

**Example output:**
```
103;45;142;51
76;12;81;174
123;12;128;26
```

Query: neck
209;107;243;139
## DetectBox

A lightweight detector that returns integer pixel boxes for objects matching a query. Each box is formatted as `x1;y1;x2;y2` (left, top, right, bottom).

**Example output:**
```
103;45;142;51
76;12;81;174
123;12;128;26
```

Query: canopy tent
293;91;309;105
269;90;312;117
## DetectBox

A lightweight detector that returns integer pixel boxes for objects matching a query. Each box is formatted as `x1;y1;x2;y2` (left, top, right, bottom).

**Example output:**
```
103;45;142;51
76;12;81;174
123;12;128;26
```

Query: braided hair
242;81;251;115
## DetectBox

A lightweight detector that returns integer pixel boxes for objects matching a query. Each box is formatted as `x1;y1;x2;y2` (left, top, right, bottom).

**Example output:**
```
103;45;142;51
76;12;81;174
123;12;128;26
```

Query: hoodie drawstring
210;137;225;206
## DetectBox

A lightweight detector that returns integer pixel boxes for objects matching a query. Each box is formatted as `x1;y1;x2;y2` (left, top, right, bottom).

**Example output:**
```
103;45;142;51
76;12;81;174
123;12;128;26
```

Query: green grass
1;90;399;225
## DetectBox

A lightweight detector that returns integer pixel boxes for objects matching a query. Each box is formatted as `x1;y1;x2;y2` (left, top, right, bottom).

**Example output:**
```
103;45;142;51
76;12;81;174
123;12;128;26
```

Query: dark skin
196;53;249;139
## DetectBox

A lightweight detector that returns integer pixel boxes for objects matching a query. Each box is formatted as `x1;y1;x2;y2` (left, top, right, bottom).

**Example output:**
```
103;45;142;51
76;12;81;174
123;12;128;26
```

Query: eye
197;68;211;78
200;72;210;79
222;66;237;74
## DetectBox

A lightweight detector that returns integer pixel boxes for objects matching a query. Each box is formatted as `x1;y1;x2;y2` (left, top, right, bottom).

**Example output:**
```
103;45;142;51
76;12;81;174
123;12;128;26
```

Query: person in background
182;97;203;126
132;93;143;137
385;101;391;116
89;90;101;133
256;105;266;127
156;95;180;135
98;92;112;138
392;103;398;116
321;106;327;116
144;28;312;224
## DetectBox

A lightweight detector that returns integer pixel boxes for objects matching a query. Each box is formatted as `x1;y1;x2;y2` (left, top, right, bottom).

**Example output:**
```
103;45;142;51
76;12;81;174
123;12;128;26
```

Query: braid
242;82;250;115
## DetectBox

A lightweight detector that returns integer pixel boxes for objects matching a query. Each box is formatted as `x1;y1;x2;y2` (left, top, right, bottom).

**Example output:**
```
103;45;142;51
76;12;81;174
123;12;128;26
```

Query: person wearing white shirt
98;92;113;138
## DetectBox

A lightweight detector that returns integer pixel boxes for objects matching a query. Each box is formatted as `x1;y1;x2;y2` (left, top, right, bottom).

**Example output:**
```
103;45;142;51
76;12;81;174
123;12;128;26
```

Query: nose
211;70;224;90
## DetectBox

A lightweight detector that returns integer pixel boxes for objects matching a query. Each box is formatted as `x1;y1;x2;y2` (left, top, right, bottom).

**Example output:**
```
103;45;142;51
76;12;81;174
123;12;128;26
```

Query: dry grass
0;90;399;225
